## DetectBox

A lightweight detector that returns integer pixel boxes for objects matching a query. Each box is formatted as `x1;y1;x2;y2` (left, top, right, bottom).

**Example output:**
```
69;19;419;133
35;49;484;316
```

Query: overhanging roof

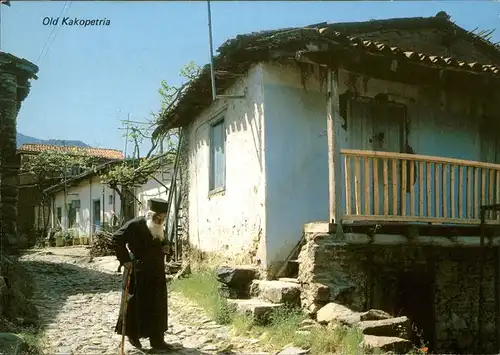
154;12;500;136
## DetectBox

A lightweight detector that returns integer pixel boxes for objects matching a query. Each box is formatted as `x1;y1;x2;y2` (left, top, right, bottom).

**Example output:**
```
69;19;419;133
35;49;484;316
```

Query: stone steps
249;279;301;305
226;298;285;325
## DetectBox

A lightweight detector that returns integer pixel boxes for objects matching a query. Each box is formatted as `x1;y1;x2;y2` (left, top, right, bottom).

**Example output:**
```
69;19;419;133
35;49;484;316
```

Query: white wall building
158;17;500;274
45;166;171;240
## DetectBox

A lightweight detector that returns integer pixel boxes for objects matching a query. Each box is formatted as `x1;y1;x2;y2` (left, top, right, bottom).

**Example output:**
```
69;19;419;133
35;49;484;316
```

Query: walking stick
120;266;132;355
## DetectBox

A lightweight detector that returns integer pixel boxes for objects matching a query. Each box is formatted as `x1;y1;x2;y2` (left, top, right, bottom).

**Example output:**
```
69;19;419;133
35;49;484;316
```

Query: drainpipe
102;185;105;229
89;178;92;243
52;195;55;229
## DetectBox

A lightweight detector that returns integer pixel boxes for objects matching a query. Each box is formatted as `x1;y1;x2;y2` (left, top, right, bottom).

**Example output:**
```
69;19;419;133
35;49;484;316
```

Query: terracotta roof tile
155;13;500;134
315;28;500;75
18;144;124;160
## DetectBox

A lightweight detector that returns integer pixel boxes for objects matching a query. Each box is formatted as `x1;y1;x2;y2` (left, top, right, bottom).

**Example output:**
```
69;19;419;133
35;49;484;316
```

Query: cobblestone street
19;247;270;355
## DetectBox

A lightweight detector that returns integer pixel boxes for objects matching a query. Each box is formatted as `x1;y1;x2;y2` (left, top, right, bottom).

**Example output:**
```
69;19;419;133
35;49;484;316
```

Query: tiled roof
154;13;500;135
18;144;124;160
310;26;500;75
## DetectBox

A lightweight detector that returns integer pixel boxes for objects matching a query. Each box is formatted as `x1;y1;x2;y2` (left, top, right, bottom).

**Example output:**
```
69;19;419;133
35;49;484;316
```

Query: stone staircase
216;264;303;324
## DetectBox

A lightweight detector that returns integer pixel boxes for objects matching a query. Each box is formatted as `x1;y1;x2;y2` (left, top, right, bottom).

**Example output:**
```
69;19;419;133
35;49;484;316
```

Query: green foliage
100;155;173;189
101;62;200;194
20;150;95;188
171;268;365;355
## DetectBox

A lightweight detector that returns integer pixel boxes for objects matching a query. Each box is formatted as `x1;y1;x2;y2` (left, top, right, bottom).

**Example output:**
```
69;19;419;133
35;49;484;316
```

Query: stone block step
249;279;301;305
227;298;284;324
363;335;413;354
278;277;299;284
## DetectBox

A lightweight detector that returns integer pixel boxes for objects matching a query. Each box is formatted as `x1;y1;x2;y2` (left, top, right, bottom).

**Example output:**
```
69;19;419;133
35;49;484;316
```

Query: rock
226;298;284;324
278;277;300;284
215;265;257;287
363;335;413;354
0;333;28;355
300;319;317;327
249;280;301;305
277;345;309;354
316;302;362;326
360;309;392;321
295;330;311;336
219;284;247;299
357;316;411;338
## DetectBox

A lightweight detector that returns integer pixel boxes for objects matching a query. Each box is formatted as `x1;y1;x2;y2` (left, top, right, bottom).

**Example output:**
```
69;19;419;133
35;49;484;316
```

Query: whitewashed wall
262;62;329;267
51;175;121;237
186;63;267;265
135;171;172;217
261;61;497;267
182;59;496;270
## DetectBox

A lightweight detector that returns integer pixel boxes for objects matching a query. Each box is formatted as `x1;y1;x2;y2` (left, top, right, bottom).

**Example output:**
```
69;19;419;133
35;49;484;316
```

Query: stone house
17;143;124;236
155;13;500;353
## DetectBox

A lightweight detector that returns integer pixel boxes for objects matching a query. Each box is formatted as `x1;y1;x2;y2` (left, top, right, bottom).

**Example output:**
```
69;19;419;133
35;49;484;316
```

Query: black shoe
128;337;142;349
150;339;172;351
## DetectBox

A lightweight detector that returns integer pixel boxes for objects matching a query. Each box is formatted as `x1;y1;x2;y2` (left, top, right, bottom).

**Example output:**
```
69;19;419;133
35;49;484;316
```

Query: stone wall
17;186;41;233
298;231;499;353
0;53;38;249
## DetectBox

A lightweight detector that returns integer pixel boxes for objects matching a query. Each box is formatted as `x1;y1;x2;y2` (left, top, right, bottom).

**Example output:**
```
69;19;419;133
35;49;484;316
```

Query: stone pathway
19;247;272;355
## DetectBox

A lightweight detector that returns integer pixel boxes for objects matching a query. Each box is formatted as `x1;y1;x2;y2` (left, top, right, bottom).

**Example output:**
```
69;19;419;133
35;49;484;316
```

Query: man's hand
123;262;133;271
162;244;170;254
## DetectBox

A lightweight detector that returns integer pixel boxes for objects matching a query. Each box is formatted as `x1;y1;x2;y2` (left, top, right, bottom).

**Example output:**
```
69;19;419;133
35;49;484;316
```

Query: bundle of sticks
89;230;115;257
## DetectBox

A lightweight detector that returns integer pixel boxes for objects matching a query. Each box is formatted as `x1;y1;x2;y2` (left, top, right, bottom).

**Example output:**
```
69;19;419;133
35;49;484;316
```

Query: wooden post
327;69;342;223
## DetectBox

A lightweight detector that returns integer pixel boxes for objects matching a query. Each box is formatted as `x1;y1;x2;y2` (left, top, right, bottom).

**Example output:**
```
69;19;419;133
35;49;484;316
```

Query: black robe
113;216;168;340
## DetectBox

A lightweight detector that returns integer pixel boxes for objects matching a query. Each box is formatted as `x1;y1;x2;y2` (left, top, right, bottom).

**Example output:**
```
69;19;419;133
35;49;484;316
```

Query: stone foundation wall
298;231;498;353
298;232;369;314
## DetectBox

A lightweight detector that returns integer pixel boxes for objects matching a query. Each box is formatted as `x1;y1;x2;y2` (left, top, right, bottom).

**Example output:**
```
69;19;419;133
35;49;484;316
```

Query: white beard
146;219;165;241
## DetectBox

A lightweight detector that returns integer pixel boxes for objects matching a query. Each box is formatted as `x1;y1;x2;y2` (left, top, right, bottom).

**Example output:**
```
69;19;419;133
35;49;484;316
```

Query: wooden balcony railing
341;149;500;225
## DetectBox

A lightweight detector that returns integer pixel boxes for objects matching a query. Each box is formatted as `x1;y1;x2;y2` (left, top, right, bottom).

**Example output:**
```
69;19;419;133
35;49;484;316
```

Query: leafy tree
100;61;200;223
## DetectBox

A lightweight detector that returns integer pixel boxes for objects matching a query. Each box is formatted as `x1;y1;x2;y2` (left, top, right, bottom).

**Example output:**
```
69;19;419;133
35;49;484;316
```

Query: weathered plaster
184;64;267;266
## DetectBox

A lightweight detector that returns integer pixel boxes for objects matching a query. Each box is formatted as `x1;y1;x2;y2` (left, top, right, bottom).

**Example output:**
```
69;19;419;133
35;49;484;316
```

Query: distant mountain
17;133;89;148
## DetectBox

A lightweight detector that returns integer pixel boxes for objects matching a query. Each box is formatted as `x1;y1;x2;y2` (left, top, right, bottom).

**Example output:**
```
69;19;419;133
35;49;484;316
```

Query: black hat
148;198;168;214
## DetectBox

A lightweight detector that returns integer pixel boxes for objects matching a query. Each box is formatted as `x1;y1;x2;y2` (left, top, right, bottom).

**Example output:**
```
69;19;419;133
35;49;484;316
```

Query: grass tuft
170;267;366;354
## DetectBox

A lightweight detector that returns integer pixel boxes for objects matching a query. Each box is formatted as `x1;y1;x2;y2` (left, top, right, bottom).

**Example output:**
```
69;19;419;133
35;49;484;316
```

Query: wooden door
92;199;101;232
348;98;406;216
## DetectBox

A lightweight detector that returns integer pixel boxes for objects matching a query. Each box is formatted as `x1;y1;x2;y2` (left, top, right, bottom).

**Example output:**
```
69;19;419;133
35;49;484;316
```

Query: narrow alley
19;247;269;355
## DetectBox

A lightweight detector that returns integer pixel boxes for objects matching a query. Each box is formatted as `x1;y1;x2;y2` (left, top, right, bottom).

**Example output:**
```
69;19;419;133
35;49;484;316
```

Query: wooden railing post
327;69;342;224
339;149;500;225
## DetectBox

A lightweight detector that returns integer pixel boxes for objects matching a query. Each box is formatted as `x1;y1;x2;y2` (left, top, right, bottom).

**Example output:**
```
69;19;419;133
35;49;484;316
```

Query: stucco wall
182;58;499;268
185;64;266;265
261;62;500;266
51;176;121;237
135;171;172;217
262;62;329;268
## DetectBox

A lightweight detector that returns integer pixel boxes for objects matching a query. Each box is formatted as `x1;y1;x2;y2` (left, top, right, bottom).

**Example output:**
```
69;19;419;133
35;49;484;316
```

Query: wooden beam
327;69;342;223
334;233;500;246
343;214;500;225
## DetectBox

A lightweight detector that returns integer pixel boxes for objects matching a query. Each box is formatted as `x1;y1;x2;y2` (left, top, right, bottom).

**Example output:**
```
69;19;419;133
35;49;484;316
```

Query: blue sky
3;1;500;154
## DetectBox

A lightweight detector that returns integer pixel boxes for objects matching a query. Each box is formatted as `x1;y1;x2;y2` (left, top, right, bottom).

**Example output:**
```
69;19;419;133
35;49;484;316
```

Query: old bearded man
113;198;171;351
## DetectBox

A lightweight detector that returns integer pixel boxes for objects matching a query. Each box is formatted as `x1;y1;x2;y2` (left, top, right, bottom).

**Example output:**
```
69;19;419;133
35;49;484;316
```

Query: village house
17;143;124;236
42;157;173;244
155;12;500;354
